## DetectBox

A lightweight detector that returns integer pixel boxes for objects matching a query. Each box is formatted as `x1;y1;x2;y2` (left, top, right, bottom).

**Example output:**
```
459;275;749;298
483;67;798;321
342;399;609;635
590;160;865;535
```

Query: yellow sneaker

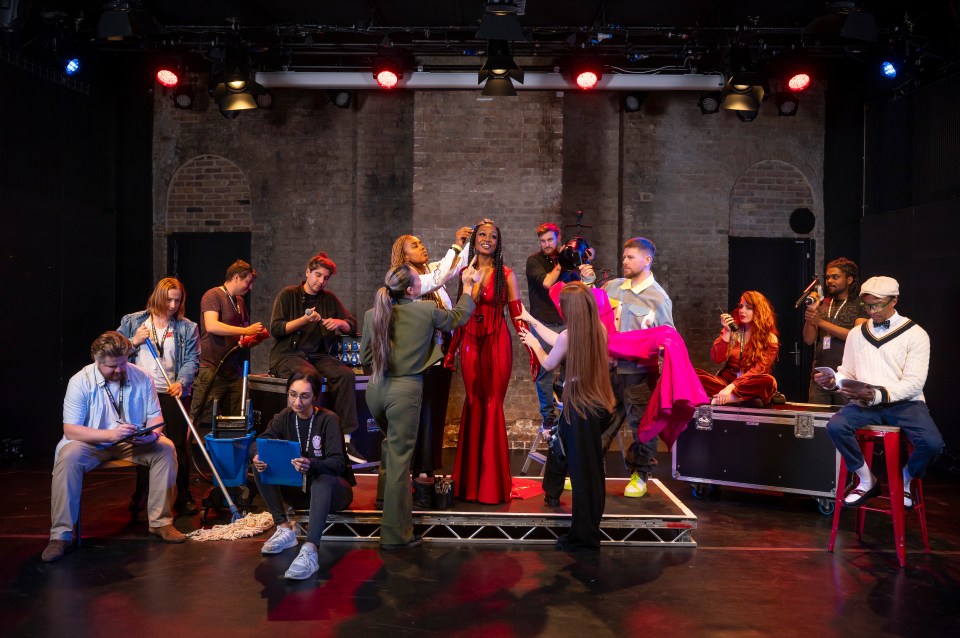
563;477;573;491
624;472;647;498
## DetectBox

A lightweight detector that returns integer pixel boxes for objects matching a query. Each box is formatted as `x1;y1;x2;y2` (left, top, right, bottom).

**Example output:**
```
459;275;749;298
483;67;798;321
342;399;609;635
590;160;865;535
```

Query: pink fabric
548;283;708;449
607;326;710;449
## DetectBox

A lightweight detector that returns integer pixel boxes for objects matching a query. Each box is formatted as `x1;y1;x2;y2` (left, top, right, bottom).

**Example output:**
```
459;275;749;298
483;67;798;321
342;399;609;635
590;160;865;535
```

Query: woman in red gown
450;219;532;504
696;290;779;406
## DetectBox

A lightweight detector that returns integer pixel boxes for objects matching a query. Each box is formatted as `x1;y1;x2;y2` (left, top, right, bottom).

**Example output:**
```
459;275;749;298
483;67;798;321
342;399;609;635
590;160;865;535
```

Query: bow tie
873;320;890;329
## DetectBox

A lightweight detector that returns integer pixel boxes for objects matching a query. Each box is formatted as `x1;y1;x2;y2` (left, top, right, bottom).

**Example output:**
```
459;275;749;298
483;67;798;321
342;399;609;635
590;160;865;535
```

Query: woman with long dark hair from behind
697;290;780;406
360;262;480;549
519;282;615;550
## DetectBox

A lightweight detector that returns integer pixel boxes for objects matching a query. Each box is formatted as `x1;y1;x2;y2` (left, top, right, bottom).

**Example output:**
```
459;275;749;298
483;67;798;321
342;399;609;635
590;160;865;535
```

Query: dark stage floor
2;450;959;637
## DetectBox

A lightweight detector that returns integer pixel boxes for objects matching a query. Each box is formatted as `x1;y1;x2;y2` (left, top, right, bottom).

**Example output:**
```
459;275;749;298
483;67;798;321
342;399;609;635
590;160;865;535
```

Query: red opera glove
509;299;540;378
443;326;464;371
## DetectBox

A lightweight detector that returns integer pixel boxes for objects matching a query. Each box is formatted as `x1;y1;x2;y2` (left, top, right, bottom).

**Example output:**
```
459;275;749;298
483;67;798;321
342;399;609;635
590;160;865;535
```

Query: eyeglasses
287;391;314;402
860;299;892;312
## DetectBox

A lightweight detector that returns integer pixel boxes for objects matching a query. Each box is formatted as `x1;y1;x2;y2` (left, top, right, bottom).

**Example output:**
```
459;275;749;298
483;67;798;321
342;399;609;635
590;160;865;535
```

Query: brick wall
152;80;826;440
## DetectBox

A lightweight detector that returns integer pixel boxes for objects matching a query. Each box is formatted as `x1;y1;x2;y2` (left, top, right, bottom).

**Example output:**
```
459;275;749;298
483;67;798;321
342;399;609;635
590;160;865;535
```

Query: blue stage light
881;61;897;79
65;58;80;75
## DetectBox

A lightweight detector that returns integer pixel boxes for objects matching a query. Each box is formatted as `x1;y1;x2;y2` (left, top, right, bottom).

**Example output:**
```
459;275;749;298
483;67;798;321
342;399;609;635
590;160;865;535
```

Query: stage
315;474;697;547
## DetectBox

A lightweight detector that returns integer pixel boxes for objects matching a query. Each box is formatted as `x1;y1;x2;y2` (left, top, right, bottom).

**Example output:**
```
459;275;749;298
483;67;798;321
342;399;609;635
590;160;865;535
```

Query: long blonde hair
370;265;416;384
559;283;615;419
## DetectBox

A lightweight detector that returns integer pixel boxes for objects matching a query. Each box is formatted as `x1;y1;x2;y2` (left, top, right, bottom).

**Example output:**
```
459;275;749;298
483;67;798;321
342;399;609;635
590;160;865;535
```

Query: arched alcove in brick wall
165;155;253;233
729;160;818;239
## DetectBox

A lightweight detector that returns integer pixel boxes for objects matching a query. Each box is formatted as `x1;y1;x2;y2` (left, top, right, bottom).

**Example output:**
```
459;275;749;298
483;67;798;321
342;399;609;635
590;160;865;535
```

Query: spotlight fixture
211;48;265;113
64;57;81;76
622;92;647;113
786;72;812;92
96;1;161;41
881;60;897;79
372;55;403;89
172;85;194;109
475;1;525;42
155;66;179;88
698;91;721;114
329;90;353;109
478;39;523;97
736;110;758;122
720;44;765;112
775;92;800;116
569;59;603;90
254;90;274;109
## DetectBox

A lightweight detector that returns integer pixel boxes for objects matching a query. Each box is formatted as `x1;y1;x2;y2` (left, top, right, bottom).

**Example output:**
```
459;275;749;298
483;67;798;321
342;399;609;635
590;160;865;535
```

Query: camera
558;237;590;272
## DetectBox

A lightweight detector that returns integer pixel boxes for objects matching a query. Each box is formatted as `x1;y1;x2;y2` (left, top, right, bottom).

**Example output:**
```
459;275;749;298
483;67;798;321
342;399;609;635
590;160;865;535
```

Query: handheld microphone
717;305;738;332
794;275;820;308
239;328;270;348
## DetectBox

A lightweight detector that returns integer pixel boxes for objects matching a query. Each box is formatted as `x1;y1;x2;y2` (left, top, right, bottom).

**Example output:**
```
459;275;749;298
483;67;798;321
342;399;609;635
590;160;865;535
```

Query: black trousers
412;365;452;474
543;407;609;549
600;370;658;478
271;355;359;435
253;472;353;546
134;393;193;505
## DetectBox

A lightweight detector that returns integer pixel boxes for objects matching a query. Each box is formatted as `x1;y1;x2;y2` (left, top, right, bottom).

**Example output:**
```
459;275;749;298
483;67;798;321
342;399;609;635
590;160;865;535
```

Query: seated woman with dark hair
251;371;355;581
696;291;779;406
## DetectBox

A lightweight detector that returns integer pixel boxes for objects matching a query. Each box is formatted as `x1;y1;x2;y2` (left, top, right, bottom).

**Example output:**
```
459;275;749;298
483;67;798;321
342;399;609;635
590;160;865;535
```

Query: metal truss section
297;479;697;548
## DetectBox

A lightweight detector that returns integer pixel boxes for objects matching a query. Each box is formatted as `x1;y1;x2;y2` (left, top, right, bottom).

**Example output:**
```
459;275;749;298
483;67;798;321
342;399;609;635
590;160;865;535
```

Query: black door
167;233;252;324
729;237;815;402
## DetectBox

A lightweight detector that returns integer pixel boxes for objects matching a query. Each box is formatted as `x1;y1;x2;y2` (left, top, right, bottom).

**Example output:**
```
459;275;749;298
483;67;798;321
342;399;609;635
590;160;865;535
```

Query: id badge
823;335;832;350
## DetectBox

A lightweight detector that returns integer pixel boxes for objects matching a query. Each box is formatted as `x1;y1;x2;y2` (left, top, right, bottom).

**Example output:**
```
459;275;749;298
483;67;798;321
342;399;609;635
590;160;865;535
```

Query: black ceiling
4;1;960;80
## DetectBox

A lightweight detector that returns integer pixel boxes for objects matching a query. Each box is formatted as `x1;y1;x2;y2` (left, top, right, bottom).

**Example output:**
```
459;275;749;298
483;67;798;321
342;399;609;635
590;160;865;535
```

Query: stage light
479;39;523;96
881;61;897;79
575;70;600;90
475;1;525;41
698;92;721;114
64;58;80;76
172;85;194;109
622;92;647;113
329;90;352;109
156;68;179;87
96;1;161;41
210;46;265;112
254;90;273;109
775;92;799;116
721;45;765;112
787;72;811;92
372;55;403;89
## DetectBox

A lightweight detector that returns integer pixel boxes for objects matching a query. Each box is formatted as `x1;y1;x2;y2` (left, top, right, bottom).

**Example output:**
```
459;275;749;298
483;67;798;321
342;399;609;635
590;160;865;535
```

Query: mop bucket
204;434;254;487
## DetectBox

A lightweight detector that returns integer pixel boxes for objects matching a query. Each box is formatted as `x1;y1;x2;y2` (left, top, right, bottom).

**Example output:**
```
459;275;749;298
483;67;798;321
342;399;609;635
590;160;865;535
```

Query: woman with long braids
360;262;479;548
519;282;616;550
697;290;780;406
449;218;537;504
390;229;471;484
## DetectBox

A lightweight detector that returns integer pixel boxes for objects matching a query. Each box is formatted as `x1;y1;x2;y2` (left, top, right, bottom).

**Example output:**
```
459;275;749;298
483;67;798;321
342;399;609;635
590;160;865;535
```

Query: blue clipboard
257;438;303;486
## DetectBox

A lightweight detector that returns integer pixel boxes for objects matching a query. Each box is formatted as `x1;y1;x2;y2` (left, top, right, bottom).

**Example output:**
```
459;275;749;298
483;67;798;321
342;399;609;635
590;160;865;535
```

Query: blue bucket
204;434;254;487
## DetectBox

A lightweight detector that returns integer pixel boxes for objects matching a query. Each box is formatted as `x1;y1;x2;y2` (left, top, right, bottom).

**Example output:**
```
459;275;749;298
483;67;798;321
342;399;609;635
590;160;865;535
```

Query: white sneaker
624;472;647;498
284;544;319;580
261;525;297;555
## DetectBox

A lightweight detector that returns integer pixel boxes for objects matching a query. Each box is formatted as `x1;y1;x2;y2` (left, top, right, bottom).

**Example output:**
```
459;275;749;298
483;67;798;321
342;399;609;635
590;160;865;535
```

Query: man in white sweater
814;276;944;509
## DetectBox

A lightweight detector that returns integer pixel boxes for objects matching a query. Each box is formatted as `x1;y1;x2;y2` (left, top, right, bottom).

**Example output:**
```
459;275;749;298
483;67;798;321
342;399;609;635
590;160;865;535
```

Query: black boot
413;477;434;510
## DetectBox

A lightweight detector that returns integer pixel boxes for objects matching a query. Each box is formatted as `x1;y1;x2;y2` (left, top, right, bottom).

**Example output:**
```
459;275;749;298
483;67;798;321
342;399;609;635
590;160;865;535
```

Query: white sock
903;467;913;492
855;465;876;489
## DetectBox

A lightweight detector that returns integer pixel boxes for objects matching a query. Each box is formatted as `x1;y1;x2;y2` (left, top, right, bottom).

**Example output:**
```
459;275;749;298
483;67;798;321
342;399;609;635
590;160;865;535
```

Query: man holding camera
524;223;595;431
802;258;868;405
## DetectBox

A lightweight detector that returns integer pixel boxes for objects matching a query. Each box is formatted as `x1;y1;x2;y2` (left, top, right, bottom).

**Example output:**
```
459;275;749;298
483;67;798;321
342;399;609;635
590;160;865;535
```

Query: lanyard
103;380;124;422
827;298;848;323
293;410;316;457
149;317;172;358
221;285;242;318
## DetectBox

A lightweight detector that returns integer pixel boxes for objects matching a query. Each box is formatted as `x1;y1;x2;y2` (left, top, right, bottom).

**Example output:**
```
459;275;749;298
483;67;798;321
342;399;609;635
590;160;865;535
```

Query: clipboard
108;423;164;447
256;438;303;486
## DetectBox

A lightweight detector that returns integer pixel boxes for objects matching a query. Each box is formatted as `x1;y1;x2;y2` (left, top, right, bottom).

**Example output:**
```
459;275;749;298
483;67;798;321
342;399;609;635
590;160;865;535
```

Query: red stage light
575;70;600;90
787;72;811;92
156;68;179;87
375;69;399;89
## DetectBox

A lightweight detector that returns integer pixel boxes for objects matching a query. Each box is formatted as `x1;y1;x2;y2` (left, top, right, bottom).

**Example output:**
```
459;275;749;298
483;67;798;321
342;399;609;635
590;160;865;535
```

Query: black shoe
842;481;882;508
544;494;561;507
346;442;367;465
381;535;423;550
176;500;199;516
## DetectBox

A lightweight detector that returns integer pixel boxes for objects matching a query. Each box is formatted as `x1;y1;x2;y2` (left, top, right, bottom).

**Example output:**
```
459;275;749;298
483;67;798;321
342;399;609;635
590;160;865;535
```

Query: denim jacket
117;310;201;396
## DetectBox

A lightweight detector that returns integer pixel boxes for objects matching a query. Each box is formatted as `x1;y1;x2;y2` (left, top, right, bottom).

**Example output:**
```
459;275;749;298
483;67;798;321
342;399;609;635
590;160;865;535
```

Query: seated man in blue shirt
43;331;184;562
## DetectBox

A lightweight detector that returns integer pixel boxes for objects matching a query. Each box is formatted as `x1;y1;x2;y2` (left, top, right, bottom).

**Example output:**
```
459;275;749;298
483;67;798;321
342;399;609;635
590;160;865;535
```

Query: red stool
827;425;930;567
